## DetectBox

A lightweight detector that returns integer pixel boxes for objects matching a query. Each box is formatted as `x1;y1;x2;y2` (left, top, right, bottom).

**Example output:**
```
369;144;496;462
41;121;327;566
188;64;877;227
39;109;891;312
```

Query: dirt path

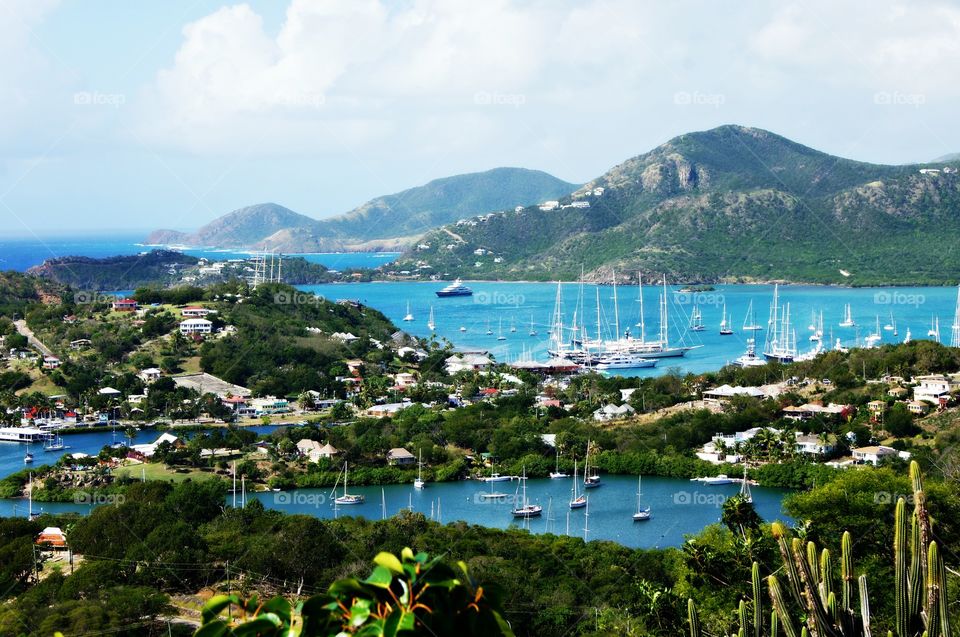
14;319;54;358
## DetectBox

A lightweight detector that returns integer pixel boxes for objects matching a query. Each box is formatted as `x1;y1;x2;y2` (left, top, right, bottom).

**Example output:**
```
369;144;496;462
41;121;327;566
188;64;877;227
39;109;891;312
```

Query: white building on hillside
179;318;213;335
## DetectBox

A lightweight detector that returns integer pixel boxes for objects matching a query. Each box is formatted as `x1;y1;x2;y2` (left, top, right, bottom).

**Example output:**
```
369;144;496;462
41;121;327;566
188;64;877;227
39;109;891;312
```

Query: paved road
13;319;54;358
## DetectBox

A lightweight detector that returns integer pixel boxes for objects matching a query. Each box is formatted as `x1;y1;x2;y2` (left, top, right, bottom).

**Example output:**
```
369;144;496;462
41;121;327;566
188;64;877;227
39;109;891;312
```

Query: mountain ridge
145;168;579;252
391;125;960;285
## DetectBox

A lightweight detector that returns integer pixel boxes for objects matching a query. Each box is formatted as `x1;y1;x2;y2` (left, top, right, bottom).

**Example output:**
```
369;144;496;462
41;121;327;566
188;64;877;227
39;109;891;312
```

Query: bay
299;281;954;375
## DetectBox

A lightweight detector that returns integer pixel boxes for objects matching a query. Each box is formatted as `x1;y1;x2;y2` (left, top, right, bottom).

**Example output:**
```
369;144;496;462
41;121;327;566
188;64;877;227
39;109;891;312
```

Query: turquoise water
300;281;955;375
0;234;398;272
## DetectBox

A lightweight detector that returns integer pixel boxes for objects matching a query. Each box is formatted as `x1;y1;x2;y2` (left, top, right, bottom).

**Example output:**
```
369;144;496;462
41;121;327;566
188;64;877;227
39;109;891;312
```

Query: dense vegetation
391;125;960;285
27;250;200;290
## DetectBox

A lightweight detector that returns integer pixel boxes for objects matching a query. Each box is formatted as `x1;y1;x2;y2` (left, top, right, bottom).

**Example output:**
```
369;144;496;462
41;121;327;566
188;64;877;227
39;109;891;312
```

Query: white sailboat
583;442;601;488
528;314;537;336
333;462;364;505
762;285;796;363
549;448;567;479
952;286;960;348
511;467;542;518
414;449;426;489
510;318;517;333
809;310;823;342
497;317;506;341
864;315;882;348
44;434;69;452
883;311;895;331
903;327;912;344
928;316;941;343
839;303;855;328
719;304;733;335
402;301;414;322
426;306;435;331
742;300;763;331
632;475;651;521
689;305;705;332
739;464;753;504
485;319;493;335
569;460;586;509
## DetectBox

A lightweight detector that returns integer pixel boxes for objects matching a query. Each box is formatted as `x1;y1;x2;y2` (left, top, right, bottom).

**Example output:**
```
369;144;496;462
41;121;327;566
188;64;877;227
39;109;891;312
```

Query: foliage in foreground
195;548;513;637
688;460;953;637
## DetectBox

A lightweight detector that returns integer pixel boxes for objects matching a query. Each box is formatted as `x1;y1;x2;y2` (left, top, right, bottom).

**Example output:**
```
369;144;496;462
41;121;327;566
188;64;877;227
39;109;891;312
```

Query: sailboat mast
612;270;620;341
660;275;669;346
638;272;646;343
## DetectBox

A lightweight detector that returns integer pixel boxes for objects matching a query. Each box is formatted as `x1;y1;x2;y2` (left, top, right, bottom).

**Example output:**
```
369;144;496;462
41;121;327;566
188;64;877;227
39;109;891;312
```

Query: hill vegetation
392;125;960;285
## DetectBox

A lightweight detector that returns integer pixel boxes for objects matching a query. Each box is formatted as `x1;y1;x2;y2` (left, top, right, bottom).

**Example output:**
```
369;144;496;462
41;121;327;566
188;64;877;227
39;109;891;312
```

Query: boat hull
435;290;472;297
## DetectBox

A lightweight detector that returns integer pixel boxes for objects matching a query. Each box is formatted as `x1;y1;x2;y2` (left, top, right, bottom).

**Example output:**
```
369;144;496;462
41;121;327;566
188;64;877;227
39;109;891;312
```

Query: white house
181;306;216;318
251;396;289;415
852;445;911;466
296;440;339;462
913;375;954;405
387;447;416;465
131;432;182;457
794;432;834;456
179;318;213;335
538;200;560;211
593;403;635;422
138;368;162;384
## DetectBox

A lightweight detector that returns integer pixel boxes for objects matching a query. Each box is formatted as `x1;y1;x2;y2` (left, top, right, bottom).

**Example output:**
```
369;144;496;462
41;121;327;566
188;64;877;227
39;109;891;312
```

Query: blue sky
2;0;960;236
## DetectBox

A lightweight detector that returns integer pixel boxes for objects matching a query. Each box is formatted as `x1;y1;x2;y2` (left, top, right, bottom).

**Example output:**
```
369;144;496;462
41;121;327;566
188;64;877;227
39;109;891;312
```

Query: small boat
719;304;733;335
478;477;511;500
510;467;542;518
510;318;517;333
414;449;426;490
402;301;414;322
864;315;882;348
809;310;823;342
497;318;507;341
883;311;895;332
928;316;941;342
426;306;435;331
549;448;567;479
839;303;855;328
528;315;537;336
483;472;513;483
569;460;586;509
699;474;734;485
459;326;466;332
24;452;33;464
332;462;364;505
633;476;651;521
435;279;473;297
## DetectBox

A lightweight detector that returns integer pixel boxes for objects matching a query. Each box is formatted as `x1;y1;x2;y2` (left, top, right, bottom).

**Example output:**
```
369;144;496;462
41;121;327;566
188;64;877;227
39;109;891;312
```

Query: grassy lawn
115;462;221;483
179;356;203;374
11;360;63;396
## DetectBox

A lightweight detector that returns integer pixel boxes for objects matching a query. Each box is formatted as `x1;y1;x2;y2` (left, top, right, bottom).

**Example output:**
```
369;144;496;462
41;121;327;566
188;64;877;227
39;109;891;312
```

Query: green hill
392;125;960;285
146;168;578;252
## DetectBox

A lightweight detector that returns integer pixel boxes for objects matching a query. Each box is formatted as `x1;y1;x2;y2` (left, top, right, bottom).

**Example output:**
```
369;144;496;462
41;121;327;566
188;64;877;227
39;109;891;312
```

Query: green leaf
232;614;283;637
365;565;395;589
401;547;414;562
194;620;231;637
202;594;242;623
374;552;404;574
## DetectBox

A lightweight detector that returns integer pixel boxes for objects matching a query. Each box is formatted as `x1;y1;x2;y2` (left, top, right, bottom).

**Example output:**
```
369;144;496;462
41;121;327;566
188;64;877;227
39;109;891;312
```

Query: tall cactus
688;461;953;637
688;598;702;637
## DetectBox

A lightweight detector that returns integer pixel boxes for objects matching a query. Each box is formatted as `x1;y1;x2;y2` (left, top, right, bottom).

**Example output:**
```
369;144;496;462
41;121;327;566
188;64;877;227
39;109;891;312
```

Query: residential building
852;445;911;466
387;447;416;465
593;403;635;422
794;432;834;456
913;374;954;405
907;400;930;415
112;299;138;312
181;306;216;317
179;318;213;335
138;368;162;383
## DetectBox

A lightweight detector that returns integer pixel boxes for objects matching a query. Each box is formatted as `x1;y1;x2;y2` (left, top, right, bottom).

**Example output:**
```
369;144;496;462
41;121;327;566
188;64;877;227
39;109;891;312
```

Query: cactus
687;461;953;637
688;598;702;637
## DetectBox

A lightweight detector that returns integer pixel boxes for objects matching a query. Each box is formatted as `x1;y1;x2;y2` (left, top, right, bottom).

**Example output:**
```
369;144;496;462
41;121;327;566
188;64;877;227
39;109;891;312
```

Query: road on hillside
13;319;55;358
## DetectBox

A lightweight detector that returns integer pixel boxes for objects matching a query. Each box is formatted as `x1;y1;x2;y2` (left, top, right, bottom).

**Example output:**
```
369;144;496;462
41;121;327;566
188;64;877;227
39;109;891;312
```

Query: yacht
427;306;435;331
733;338;766;367
698;474;734;485
44;435;69;452
593;352;657;370
483;472;513;483
688;305;705;331
435;279;473;297
402;301;414;322
762;285;796;363
549;448;567;479
583;443;601;489
569;460;587;509
632;476;651;521
24;452;33;464
719;304;733;335
742;300;763;331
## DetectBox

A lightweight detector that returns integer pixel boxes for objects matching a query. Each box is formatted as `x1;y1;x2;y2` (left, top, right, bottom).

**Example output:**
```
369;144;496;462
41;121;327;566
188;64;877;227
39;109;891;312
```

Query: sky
2;0;960;236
